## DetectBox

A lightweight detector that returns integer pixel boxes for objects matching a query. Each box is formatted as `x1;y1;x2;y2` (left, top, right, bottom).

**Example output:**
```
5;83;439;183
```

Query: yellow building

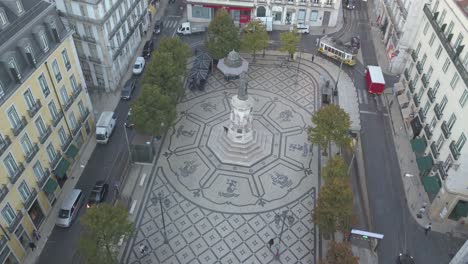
0;0;94;262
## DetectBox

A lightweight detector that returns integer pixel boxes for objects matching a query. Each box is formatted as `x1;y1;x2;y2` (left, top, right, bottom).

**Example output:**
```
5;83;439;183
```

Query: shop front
187;1;253;25
202;5;252;26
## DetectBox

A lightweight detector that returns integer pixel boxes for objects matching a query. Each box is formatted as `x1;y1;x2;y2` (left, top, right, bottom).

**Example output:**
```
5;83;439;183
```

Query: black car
121;78;137;100
142;39;154;59
397;253;415;264
87;181;109;208
124;108;135;128
154;20;162;34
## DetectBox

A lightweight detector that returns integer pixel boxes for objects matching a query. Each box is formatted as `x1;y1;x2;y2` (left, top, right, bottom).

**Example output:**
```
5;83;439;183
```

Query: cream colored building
0;0;94;261
396;0;468;223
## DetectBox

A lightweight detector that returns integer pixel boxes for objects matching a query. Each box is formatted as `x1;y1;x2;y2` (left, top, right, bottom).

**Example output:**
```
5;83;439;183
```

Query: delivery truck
176;22;207;35
365;65;385;94
96;111;116;144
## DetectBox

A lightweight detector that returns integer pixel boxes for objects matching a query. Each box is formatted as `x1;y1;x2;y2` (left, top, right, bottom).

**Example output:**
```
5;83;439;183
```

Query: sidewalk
383;92;468;239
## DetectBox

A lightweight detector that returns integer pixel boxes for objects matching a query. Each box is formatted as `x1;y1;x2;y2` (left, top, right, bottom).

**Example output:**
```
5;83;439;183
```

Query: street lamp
274;210;295;260
334;58;345;98
151;192;171;244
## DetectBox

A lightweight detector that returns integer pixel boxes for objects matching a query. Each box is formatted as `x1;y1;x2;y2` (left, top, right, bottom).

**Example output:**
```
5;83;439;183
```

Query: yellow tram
318;36;359;66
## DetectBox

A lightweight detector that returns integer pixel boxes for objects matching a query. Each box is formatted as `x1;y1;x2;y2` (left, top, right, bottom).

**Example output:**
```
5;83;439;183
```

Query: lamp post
334;58;345;97
274;210;295;260
123;123;132;163
151;192;171;243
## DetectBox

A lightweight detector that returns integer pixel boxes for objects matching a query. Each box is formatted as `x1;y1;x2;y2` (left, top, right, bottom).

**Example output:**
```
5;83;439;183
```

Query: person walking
311;55;315;62
424;223;432;235
29;242;37;251
139;243;149;255
33;230;41;241
268;238;274;248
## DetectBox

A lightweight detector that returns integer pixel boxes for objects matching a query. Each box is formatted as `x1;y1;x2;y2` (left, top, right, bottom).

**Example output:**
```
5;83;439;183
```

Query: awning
54;159;70;179
422;176;441;194
43;178;59;194
411;138;427;154
416;155;434;175
65;144;79;159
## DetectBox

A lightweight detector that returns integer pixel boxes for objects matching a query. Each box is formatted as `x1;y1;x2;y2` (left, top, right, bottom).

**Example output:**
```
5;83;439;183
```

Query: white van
56;189;83;227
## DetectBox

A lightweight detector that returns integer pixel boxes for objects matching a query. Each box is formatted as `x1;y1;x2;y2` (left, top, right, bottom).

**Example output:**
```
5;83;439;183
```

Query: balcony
424;125;433;140
72;84;83;100
441;121;451;139
419;108;426;122
427;88;436;103
61;136;73;152
411;50;418;62
23;188;38;210
27;99;42;118
24;143;39;163
87;56;102;64
72;123;82;137
421;74;429;88
0;185;8;204
404;69;410;81
430;142;440;159
7;210;23;233
449;141;461;160
8;163;24;185
38;125;52;144
63;97;73;111
11;116;27;136
37;169;51;189
0;235;6;252
434;103;443;120
416;62;424;75
113;11;147;60
49;151;62;169
82;35;96;43
52;112;64;127
423;4;468;88
408;80;416;93
413;94;420;108
0;136;12;156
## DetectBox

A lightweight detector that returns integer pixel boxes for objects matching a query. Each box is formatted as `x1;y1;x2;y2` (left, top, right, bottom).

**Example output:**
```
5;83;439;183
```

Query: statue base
227;95;254;144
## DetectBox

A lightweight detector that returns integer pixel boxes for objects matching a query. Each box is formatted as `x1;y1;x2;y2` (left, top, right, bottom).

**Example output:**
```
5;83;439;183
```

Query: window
455;133;466;151
69;112;78;129
70;75;78;92
423;22;429;35
433;80;440;94
32;161;45;181
298;10;306;23
427;67;433;80
440;96;448;111
25;44;36;64
78;101;86;118
58;127;68;146
23;89;36;110
436;135;444;150
60;86;69;105
40;33;49;52
0;81;3;99
460;90;468;107
112;14;117;25
2;204;16;226
438;10;446;26
16;1;24;13
415;43;421;55
435;45;443;59
52;60;62;82
310;10;318;22
454;34;463;51
7;106;21;128
447;113;456;130
84;24;93;37
421;54;427;67
446;21;454;37
20;134;33;154
46;144;56;162
191;5;211;19
3;153;18;177
450;73;459;89
0;11;7;26
442;58;450;73
48;101;59;121
9;57;21;80
80;5;88;16
18;181;30;202
35;117;47;136
105;21;111;33
61;49;71;70
432;0;439;13
38;74;50;97
429;33;436;46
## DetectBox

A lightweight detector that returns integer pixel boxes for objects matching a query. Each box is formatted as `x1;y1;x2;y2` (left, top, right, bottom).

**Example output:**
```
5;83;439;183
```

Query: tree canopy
323;241;359;264
241;20;269;61
308;104;351;152
279;30;301;60
205;9;240;60
79;204;134;264
157;37;191;76
142;51;184;99
322;155;348;182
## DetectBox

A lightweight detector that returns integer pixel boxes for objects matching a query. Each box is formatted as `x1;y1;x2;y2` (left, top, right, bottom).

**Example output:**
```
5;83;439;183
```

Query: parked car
154;20;162;34
142;40;154;59
397;253;415;264
345;0;355;9
290;23;309;34
56;189;83;227
86;181;109;208
121;78;137;100
125;108;135;128
133;57;145;75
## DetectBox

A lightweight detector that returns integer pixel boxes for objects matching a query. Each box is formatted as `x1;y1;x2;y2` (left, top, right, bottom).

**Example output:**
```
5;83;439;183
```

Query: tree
308;104;351;155
131;84;177;136
313;178;354;240
158;37;191;76
323;241;359;264
279;30;301;60
241;20;269;62
322;155;347;182
205;9;240;60
142;51;184;99
79;204;134;264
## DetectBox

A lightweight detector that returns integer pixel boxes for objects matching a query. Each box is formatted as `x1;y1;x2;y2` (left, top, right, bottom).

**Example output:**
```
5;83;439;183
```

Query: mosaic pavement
124;61;326;264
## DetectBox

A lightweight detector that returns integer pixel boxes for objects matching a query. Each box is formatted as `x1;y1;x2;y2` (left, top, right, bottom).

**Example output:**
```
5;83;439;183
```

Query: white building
186;0;340;29
54;0;150;93
396;0;468;223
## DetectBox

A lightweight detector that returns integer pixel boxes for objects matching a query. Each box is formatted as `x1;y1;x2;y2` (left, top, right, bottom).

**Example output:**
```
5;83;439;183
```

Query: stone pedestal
227;95;254;143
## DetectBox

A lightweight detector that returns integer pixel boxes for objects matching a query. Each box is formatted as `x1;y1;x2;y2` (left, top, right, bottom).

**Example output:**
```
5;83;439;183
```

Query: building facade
0;0;94;261
396;0;468;223
54;0;150;93
186;0;340;29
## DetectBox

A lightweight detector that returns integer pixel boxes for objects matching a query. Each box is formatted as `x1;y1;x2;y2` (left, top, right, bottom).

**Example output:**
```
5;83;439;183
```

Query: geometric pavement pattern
123;60;328;263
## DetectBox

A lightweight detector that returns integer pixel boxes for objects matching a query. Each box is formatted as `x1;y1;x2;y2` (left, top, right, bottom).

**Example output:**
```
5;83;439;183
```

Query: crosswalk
356;88;386;108
163;19;180;29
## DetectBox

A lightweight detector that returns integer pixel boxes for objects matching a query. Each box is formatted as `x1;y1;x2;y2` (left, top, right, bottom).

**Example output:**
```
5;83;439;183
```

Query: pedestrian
223;126;228;135
139;243;148;255
268;238;274;248
322;29;326;35
29;242;36;251
311;55;315;62
424;223;432;235
33;230;41;241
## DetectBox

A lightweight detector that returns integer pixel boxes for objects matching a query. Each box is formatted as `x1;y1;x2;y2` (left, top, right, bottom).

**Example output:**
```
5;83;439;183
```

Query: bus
318;36;359;66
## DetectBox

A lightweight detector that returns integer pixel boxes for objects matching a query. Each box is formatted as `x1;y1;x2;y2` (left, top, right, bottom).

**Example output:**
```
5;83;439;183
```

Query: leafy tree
279;30;301;60
308;104;351;155
313;178;354;240
323;241;359;264
322;155;347;181
158;37;191;76
240;20;269;62
142;51;184;98
205;9;240;60
79;204;134;264
131;84;177;136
